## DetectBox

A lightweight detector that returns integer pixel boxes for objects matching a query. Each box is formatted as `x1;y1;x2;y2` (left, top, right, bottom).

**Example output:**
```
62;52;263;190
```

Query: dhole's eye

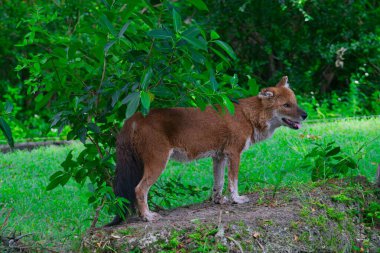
283;103;291;108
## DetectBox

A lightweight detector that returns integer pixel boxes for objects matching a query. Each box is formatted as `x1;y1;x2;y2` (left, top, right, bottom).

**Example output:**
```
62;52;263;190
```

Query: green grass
0;144;89;250
158;117;380;206
0;118;379;251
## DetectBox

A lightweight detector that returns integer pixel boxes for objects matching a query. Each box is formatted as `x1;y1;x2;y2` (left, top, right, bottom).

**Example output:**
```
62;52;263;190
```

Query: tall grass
0;118;379;251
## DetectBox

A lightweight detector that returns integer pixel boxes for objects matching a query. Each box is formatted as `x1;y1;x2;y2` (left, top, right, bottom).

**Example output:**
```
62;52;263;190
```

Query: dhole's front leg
228;154;249;204
212;156;228;204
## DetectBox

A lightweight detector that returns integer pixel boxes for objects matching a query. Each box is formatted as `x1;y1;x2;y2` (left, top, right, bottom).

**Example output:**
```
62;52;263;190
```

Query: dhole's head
258;76;307;130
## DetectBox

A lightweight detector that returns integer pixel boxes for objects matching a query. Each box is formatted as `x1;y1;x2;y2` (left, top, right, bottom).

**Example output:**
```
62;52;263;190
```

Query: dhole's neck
238;96;282;141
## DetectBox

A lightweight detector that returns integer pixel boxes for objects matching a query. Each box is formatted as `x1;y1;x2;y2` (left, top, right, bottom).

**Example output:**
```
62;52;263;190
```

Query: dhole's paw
232;195;249;204
142;211;162;222
213;195;228;204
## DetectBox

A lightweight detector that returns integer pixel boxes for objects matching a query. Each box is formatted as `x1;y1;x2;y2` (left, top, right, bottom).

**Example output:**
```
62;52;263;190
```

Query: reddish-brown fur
108;76;307;226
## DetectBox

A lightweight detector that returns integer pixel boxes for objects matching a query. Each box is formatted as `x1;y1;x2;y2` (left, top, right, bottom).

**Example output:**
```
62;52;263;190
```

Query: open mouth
282;118;301;130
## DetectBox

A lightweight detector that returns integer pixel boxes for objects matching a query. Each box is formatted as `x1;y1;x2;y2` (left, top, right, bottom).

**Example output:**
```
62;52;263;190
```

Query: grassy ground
85;179;380;252
0;118;379;251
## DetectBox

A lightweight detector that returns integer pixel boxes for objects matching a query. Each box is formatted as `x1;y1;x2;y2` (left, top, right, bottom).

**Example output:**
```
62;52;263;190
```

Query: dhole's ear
276;76;289;88
258;88;274;99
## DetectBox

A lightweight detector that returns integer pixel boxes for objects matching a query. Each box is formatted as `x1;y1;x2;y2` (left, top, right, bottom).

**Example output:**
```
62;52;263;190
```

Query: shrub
15;0;245;219
302;141;358;181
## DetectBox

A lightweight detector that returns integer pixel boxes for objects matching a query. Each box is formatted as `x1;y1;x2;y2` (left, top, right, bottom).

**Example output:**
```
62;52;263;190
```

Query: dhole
108;76;307;226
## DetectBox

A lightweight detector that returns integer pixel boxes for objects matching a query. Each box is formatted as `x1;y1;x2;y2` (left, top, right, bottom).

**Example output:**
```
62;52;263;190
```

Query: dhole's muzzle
281;106;307;130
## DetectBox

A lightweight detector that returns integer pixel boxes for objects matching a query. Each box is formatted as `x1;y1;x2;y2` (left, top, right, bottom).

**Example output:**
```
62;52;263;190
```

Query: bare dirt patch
84;178;380;252
111;193;297;231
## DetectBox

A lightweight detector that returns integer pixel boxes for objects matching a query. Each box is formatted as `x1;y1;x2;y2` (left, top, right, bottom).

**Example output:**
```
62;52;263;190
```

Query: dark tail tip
104;215;123;227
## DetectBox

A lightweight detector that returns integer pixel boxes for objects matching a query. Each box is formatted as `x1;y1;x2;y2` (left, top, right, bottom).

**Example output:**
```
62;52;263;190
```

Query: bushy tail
105;136;144;227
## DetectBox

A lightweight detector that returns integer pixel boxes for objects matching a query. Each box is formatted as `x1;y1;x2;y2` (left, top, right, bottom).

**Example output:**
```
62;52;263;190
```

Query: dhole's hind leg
228;154;249;204
135;151;170;222
135;174;162;222
212;156;227;204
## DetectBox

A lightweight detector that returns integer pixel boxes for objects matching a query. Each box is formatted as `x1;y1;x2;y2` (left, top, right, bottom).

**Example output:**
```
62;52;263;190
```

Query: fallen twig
226;236;244;253
8;233;33;247
215;210;224;238
0;207;13;231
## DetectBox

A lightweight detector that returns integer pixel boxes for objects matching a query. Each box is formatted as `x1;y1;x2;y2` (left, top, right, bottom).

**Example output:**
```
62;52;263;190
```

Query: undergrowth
0;118;379;251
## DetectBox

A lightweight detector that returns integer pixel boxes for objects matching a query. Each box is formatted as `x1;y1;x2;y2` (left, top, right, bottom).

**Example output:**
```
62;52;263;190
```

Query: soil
111;193;297;231
84;178;380;253
2;177;378;252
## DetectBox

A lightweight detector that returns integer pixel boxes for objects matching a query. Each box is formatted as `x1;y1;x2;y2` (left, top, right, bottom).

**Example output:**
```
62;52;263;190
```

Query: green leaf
59;173;71;186
104;40;116;54
33;62;40;73
112;90;121;107
121;92;139;105
100;0;110;9
4;102;13;114
123;0;140;19
222;95;235;115
135;13;154;28
193;96;207;110
140;91;151;110
51;113;61;127
190;49;206;64
172;9;182;33
183;27;200;38
213;40;237;60
183;35;207;51
343;157;357;169
0;117;14;148
87;123;100;133
126;93;140;119
188;0;209;11
118;21;131;38
46;176;63;191
216;62;226;72
326;147;341;157
247;78;259;96
61;151;77;170
141;67;153;89
88;196;96;204
211;47;230;64
87;183;95;193
305;147;320;158
210;30;220;40
230;74;238;86
147;29;173;39
47;172;71;191
77;127;87;144
209;69;218;91
49;171;64;181
99;14;116;36
74;169;87;183
35;91;54;111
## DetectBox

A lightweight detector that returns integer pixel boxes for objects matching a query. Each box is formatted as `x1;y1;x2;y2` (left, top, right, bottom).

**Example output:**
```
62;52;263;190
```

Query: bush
302;141;358;181
15;0;244;217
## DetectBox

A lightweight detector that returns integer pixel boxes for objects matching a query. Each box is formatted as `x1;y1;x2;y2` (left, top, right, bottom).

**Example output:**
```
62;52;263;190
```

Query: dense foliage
202;0;380;118
0;0;379;220
5;0;246;216
1;0;379;140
